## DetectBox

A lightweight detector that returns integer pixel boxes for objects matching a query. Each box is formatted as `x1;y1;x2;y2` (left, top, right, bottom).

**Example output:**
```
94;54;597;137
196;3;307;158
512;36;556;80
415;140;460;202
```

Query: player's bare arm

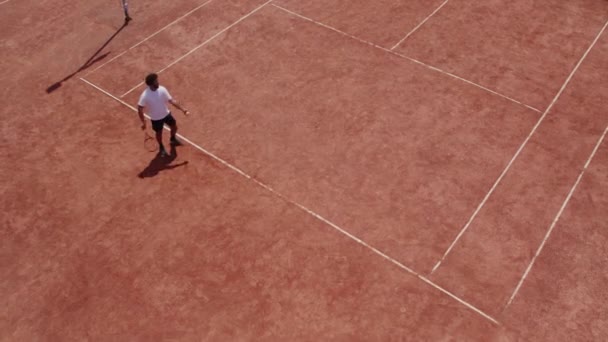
137;105;146;129
169;99;189;115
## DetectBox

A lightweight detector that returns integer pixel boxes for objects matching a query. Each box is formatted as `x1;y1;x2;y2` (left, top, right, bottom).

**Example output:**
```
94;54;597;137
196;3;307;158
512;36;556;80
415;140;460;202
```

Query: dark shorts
151;113;176;132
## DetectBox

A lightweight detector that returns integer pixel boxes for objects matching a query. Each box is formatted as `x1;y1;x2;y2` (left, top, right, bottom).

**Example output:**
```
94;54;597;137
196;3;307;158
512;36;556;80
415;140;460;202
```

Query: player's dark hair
145;73;158;86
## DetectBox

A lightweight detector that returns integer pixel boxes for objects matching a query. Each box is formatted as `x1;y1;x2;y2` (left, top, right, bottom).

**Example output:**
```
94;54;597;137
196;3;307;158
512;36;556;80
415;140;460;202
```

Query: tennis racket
143;131;157;152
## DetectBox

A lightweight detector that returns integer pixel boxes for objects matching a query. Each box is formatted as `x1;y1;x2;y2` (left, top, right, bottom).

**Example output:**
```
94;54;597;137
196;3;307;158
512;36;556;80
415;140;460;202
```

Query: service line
86;0;215;76
120;0;273;98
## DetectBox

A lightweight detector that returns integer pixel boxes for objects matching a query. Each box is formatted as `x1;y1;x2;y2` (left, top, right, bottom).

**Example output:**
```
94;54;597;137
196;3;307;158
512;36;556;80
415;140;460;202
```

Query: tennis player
122;0;132;23
138;73;189;157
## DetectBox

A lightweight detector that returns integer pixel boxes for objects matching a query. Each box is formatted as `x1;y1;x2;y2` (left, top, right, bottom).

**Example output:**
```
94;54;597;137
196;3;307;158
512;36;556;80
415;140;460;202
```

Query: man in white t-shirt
138;73;189;156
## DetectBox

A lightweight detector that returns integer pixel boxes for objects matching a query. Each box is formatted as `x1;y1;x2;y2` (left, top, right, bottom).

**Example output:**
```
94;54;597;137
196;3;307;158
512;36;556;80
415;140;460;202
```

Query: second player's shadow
46;22;128;94
138;145;189;178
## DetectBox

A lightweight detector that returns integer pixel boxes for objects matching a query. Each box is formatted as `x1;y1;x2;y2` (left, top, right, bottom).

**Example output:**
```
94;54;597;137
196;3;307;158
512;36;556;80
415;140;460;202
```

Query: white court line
430;19;608;275
392;51;541;113
391;0;449;50
120;0;272;98
504;120;608;310
0;0;11;5
271;4;541;113
85;0;215;76
80;76;500;325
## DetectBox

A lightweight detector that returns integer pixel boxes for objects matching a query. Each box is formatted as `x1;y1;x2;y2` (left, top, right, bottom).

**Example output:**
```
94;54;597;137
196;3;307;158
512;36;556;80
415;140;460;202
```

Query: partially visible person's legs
151;118;166;156
122;0;132;23
165;114;181;145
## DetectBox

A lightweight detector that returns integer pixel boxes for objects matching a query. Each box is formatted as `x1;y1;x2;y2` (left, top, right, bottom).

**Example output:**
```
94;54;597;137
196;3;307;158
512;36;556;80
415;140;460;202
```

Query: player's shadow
46;22;128;94
138;145;189;178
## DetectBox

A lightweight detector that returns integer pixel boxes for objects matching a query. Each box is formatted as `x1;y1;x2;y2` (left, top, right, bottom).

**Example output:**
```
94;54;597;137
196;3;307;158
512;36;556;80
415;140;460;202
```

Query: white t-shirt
138;86;172;120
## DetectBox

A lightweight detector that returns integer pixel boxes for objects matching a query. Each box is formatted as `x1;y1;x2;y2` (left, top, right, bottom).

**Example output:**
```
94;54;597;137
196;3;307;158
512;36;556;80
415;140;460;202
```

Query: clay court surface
1;0;607;340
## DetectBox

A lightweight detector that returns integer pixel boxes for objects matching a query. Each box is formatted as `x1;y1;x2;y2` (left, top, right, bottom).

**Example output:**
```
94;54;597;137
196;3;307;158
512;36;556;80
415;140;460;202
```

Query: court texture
1;0;607;340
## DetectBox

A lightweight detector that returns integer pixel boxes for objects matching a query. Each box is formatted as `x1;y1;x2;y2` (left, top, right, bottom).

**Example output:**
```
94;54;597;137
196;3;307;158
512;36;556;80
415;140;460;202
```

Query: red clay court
2;0;607;340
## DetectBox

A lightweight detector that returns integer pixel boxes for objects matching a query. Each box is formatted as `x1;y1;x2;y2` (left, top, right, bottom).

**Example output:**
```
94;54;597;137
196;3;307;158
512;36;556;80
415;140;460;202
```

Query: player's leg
166;114;181;145
122;0;132;22
151;119;167;156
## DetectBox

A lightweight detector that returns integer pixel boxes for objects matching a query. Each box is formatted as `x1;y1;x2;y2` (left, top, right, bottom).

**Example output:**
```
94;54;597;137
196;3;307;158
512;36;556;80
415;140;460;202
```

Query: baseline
85;0;215;76
80;77;500;326
271;4;540;113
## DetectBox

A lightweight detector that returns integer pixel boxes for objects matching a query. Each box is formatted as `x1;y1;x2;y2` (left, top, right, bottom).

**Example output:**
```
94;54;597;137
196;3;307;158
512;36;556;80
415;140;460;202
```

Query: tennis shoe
170;136;182;146
159;146;168;157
